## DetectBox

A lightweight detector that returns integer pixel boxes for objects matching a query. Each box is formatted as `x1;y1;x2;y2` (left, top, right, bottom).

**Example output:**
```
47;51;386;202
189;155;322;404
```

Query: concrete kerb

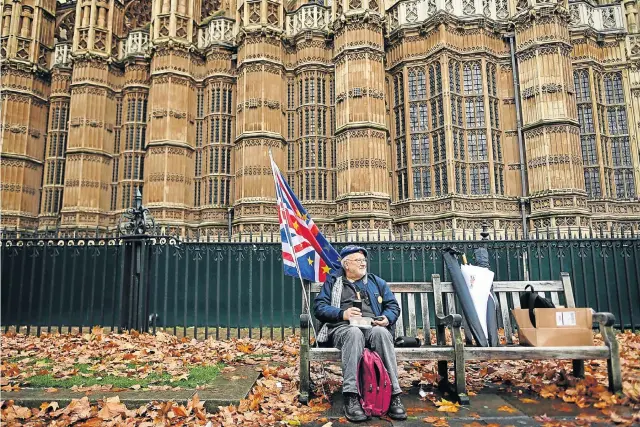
1;365;260;413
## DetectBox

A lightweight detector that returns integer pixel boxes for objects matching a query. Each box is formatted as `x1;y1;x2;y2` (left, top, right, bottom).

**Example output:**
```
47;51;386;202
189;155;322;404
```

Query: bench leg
595;315;623;394
572;360;585;378
299;314;311;405
299;359;310;405
452;326;469;405
607;357;622;393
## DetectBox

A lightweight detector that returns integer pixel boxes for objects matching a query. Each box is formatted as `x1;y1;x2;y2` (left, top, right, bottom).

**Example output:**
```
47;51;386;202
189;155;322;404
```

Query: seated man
313;245;407;422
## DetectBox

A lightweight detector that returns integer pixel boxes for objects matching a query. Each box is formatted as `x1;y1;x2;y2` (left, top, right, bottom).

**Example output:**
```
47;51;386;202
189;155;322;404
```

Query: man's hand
343;307;362;320
372;315;389;327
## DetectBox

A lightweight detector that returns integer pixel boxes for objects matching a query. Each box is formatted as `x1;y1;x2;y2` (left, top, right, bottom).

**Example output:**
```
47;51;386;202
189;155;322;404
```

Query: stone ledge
1;365;260;413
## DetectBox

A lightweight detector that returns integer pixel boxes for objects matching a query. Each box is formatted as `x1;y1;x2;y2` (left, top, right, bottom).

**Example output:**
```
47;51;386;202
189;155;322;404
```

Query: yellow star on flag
293;221;299;231
322;265;331;274
295;209;302;218
307;257;314;265
301;213;308;221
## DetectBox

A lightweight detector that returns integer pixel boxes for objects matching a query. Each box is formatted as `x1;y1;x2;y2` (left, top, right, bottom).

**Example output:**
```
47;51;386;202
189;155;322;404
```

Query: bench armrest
592;311;619;349
592;311;622;393
436;313;462;328
592;312;615;327
300;313;311;329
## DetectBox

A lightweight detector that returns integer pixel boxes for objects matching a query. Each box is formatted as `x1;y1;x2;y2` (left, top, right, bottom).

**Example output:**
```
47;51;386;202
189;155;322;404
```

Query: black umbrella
474;248;499;347
443;249;489;347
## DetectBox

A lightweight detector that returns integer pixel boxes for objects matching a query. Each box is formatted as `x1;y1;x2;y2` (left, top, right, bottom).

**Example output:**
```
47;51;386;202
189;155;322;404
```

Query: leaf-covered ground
1;328;639;426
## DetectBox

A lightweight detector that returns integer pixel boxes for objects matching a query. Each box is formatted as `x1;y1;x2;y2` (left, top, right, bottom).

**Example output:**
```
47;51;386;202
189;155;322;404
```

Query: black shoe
343;393;368;422
388;393;407;420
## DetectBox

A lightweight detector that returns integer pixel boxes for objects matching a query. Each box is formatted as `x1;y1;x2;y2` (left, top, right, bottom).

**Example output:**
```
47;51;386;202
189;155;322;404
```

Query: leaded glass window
578;105;594;133
410;104;418;132
464;62;482;94
584;168;601;198
409;70;418;100
604;72;624;104
574;70;590;102
417;69;427;99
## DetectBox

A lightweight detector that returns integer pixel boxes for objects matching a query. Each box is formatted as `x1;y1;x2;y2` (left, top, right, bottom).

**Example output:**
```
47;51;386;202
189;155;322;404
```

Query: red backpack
356;349;392;417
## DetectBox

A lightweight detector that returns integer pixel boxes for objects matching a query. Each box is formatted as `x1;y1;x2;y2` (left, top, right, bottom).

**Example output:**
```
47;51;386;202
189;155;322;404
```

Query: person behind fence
313;245;407;422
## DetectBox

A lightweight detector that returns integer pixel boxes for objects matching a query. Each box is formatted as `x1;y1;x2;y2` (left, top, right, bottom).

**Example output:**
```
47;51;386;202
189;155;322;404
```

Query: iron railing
2;225;639;338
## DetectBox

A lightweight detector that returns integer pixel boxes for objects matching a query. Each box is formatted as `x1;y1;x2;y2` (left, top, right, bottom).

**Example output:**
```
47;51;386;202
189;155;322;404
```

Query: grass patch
23;364;223;389
6;357;54;366
248;353;272;359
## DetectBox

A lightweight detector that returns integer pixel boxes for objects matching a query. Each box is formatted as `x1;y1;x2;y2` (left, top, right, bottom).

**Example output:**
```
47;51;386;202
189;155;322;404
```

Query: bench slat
498;292;513;344
310;347;455;362
310;282;434;294
407;293;417;338
465;346;610;360
438;281;564;293
420;293;431;345
511;292;521;309
446;293;456;316
388;283;434;292
551;292;560;306
394;293;404;338
561;274;576;308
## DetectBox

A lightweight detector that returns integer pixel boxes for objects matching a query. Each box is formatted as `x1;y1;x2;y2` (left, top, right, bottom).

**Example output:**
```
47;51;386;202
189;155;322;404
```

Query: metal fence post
118;188;155;332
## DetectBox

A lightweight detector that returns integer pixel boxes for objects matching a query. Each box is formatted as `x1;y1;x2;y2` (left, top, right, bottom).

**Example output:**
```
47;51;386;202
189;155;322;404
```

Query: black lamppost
117;188;154;332
117;188;155;236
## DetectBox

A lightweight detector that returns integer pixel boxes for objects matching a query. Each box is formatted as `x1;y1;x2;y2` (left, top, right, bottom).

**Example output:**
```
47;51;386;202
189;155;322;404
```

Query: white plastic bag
460;264;494;340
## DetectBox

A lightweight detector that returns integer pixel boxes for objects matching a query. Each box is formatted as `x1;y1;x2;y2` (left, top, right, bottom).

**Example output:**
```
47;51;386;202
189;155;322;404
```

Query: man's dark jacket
313;270;401;330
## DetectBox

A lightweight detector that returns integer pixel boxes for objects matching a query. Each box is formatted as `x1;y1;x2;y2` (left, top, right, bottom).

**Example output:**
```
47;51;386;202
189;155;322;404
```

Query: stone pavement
302;385;633;426
3;368;634;426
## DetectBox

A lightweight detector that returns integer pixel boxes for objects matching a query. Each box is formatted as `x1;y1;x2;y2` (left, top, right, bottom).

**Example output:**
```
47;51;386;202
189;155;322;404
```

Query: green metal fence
2;230;639;338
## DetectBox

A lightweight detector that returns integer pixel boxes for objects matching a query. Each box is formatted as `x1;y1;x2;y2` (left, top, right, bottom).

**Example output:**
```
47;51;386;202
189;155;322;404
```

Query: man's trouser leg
365;326;402;395
330;324;365;394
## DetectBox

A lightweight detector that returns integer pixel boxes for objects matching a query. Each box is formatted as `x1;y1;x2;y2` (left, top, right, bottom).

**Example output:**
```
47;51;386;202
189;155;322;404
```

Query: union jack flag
270;155;340;283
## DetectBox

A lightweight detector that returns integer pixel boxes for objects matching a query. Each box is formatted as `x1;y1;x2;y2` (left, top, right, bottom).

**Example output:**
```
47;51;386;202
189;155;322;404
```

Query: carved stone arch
124;0;152;32
55;10;75;43
201;0;223;19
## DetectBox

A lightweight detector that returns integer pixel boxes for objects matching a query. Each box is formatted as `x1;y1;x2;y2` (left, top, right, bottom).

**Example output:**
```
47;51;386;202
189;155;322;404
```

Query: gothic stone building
1;0;640;238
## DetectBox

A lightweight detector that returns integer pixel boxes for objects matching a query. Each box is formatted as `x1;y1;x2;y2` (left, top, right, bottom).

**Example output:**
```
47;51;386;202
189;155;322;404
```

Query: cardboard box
512;308;594;347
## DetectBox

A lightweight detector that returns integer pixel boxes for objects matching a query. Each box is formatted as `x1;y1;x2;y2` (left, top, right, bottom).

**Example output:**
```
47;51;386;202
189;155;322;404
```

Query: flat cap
339;245;368;259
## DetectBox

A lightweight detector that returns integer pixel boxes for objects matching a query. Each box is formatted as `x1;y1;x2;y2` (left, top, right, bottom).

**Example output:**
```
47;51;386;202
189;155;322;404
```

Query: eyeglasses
348;258;367;264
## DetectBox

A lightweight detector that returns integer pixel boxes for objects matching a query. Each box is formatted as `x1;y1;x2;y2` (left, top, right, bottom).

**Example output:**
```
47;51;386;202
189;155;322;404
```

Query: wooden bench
299;281;468;404
298;272;622;405
433;272;622;395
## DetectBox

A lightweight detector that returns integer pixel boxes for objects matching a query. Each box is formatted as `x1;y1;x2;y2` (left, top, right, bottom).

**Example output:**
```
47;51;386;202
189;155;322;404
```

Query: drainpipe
506;33;529;237
227;207;233;240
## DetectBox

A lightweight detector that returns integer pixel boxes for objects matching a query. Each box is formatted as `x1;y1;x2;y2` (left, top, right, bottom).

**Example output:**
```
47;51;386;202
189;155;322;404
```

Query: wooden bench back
433;272;576;344
304;282;437;344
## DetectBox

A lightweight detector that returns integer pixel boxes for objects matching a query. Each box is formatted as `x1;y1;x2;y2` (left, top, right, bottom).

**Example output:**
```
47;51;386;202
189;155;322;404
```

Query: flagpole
269;149;330;401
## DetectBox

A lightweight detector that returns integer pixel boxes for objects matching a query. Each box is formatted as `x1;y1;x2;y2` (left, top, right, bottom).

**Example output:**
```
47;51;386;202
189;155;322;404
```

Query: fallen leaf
519;398;539;404
610;412;632;425
434;399;459;413
576;414;604;423
497;405;519;413
77;418;103;427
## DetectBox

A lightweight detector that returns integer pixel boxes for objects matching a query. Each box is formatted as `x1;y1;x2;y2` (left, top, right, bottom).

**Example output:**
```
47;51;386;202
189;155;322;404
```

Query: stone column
144;0;199;234
61;0;125;230
333;0;391;238
514;3;589;233
234;0;286;237
0;0;55;231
